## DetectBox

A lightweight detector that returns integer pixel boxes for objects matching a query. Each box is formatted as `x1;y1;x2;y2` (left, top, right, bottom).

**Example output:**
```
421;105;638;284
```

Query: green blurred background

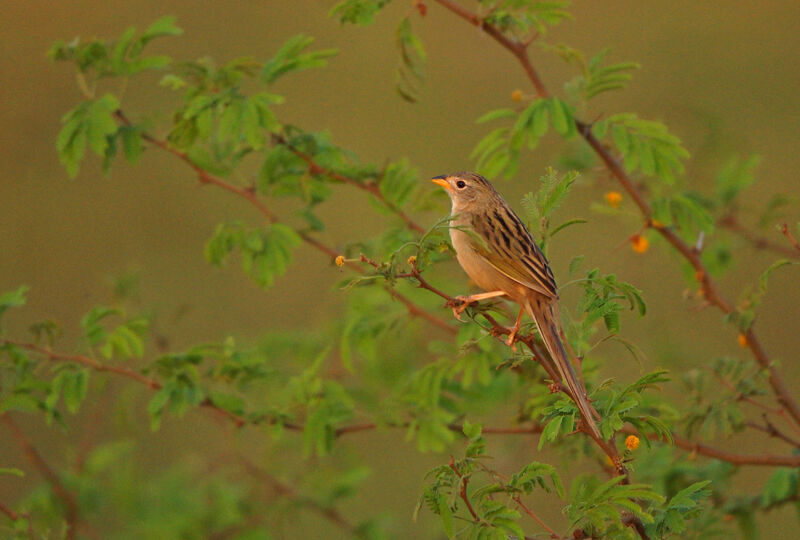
2;1;800;537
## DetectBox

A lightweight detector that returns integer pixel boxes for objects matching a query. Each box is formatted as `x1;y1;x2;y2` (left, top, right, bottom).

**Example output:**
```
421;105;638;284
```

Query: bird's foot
445;295;475;321
504;327;520;351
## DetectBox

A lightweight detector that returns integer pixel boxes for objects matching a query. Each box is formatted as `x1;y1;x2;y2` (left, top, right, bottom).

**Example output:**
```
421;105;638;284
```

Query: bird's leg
447;290;507;321
505;306;525;349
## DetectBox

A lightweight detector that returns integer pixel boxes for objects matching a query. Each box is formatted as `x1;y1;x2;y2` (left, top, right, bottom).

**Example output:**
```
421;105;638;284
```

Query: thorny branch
431;0;800;430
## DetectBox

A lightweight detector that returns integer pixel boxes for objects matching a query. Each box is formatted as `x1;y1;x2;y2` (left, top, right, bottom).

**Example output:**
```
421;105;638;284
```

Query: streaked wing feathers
470;205;557;299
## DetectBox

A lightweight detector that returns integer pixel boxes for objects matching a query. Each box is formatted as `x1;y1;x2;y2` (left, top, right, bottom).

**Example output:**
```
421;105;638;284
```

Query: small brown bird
432;171;601;441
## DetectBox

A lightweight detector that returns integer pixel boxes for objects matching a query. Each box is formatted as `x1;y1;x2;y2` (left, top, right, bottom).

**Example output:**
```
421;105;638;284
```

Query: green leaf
395;17;426;102
762;468;798;507
379;158;419;209
538;414;564;450
438;496;455;539
261;34;338;84
598;113;689;184
0;468;24;477
119;126;143;163
549;97;575;137
330;0;392;25
0;286;29;328
476;108;517;124
139;16;183;45
147;385;171;431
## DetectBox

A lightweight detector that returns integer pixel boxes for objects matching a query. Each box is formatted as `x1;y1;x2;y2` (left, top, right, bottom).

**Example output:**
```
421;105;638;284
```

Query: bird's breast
450;224;524;300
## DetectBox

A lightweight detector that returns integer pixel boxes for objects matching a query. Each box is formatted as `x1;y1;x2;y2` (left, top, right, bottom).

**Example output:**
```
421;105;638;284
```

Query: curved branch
432;0;800;429
112;110;453;335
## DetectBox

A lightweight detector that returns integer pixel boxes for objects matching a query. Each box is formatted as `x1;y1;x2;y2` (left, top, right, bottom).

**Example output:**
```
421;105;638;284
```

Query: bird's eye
456;180;466;189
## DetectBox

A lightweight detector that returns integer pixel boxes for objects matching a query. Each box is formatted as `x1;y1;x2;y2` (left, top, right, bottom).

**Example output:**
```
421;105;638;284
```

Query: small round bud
737;333;748;348
335;255;345;267
511;89;524;102
630;234;649;253
407;255;417;267
604;191;622;208
625;435;640;451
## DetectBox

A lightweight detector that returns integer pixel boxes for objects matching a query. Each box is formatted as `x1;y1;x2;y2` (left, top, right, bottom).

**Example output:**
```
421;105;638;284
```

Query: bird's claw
445;296;473;322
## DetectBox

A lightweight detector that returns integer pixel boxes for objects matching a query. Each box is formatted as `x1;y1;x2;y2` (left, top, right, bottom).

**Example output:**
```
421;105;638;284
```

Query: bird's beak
430;176;452;191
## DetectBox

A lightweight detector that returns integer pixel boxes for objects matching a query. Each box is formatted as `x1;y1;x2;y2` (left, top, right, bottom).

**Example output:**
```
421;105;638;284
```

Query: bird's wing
469;207;558;299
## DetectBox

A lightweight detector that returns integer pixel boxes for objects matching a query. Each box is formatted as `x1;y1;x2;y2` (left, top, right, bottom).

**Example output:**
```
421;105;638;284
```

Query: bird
431;171;602;441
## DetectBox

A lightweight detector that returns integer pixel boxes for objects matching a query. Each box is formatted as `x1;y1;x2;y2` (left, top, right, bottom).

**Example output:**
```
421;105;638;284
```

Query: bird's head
430;171;497;213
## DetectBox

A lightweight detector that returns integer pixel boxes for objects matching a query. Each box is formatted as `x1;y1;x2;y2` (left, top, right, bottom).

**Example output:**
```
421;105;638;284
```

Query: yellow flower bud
625;435;640;451
511;89;524;102
335;255;345;268
737;333;748;348
407;255;417;266
630;234;649;253
604;191;622;208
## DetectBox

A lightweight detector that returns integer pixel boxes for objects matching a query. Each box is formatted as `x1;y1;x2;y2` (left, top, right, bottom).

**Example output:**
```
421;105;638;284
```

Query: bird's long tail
525;296;603;442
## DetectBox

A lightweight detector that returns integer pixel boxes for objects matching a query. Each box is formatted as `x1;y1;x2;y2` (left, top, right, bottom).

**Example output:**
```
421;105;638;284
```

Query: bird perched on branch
431;171;602;441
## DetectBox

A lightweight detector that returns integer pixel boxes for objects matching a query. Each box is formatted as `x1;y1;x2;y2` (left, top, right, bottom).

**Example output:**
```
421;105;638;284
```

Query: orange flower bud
604;191;622;208
625;435;640;451
511;89;524;102
335;255;345;268
737;333;748;348
630;234;649;253
407;255;417;266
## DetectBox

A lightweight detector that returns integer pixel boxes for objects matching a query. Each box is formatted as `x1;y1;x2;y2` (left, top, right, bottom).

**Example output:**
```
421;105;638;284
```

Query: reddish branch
5;336;799;468
0;500;34;536
780;223;800;253
112;111;452;335
719;216;800;258
237;453;357;534
513;495;561;539
393;261;622;464
1;338;251;428
448;456;480;521
1;413;80;540
431;0;800;430
276;135;425;234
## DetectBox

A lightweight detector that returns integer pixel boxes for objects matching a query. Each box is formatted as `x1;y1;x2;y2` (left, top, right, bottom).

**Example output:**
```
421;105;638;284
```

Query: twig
397;262;620;463
449;456;479;521
513;495;561;539
718;215;800;258
1;414;80;540
1;339;249;429
0;500;34;536
237;453;357;534
746;416;800;450
113;110;454;335
711;368;800;437
620;425;800;467
276;135;425;234
432;0;800;432
780;223;800;253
